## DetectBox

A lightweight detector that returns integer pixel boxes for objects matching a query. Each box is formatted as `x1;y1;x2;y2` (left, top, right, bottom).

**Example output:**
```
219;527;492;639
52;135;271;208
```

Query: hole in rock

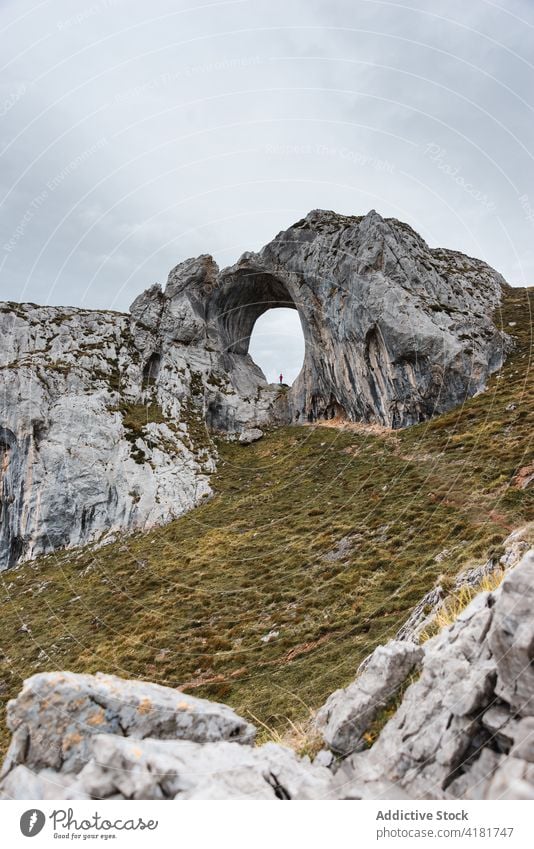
142;352;161;386
248;308;305;385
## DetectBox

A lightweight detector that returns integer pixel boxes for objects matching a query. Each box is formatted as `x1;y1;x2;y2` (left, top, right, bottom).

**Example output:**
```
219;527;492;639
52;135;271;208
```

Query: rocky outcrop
0;735;334;801
213;210;509;427
1;547;532;801
0;671;255;778
0;293;285;569
238;427;264;444
0;671;332;801
332;550;534;799
0;304;219;570
66;736;333;800
0;210;509;567
396;524;533;643
315;641;423;756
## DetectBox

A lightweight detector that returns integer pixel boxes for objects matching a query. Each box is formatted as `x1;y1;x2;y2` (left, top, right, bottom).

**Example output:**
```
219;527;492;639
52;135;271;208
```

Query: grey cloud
0;0;532;381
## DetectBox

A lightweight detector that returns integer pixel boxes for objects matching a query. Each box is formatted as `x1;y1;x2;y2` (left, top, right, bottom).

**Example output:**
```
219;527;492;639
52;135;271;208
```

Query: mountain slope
1;285;531;756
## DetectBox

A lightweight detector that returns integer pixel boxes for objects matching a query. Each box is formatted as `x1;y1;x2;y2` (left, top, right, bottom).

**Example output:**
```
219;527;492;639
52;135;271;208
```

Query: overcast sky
1;0;533;381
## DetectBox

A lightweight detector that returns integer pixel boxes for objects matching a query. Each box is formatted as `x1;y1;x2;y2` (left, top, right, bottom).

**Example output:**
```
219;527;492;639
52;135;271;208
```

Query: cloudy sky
1;0;532;381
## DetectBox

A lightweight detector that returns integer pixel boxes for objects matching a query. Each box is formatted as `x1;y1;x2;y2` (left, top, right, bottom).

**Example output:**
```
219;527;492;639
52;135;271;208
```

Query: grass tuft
419;566;508;642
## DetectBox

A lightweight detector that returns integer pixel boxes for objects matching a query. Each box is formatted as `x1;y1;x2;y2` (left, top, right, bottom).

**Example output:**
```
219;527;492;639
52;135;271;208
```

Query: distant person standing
279;373;283;384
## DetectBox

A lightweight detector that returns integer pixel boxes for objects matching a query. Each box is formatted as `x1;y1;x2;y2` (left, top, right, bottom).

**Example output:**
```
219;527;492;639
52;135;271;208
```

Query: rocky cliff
0;304;216;570
216;209;508;426
331;547;534;800
2;545;532;800
0;209;510;568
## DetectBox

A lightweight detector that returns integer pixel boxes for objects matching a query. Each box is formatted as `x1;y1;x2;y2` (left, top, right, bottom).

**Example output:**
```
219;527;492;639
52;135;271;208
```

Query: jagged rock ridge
333;549;534;800
0;210;509;568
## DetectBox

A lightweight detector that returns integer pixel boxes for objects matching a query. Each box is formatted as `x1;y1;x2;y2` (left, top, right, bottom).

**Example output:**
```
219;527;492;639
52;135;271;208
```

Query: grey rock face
488;558;534;715
0;304;216;570
396;524;533;643
0;766;81;801
1;209;509;567
0;671;256;781
72;736;333;800
335;550;534;800
212;209;508;427
315;641;423;755
1;736;334;801
0;671;333;801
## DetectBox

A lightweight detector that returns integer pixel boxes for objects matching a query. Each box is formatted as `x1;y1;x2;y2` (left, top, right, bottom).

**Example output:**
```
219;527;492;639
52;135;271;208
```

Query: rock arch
130;209;508;432
209;257;354;425
210;267;301;357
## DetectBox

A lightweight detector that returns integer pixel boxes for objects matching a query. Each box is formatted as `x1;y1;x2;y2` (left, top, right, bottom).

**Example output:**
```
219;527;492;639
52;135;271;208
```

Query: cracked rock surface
315;641;423;756
0;736;334;801
215;209;508;429
333;551;534;799
0;672;331;801
0;671;256;780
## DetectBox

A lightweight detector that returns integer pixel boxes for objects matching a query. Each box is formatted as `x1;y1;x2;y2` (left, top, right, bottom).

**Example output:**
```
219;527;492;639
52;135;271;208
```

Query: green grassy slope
0;287;532;752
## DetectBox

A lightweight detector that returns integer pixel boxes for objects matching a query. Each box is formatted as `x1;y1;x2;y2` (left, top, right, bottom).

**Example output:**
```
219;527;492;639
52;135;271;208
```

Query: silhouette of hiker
279;373;283;384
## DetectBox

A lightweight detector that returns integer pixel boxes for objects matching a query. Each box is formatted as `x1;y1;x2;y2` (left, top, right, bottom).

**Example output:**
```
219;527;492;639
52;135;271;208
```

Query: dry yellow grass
248;711;324;760
420;566;508;642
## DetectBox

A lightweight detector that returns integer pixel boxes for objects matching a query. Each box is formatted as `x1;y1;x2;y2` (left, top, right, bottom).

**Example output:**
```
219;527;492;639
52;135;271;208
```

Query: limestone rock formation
0;671;255;780
332;550;534;799
315;641;423;756
238;427;264;444
0;304;216;570
70;736;333;800
396;524;533;643
214;209;508;428
0;735;335;801
0;671;332;801
0;210;509;567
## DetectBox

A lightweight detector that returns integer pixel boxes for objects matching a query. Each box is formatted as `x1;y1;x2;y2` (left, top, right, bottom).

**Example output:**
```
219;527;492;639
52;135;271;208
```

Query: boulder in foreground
0;671;256;780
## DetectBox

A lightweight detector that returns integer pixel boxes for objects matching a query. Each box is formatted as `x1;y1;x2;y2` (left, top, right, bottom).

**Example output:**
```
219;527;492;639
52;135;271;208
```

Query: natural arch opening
142;352;161;387
213;270;302;357
248;308;305;385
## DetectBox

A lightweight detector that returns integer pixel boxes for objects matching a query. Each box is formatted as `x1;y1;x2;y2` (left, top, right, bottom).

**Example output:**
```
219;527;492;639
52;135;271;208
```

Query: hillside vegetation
0;286;532;753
